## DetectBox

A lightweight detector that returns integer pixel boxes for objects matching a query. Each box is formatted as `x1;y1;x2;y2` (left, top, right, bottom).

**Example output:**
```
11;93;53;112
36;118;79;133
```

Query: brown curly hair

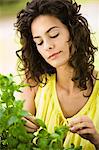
15;0;98;94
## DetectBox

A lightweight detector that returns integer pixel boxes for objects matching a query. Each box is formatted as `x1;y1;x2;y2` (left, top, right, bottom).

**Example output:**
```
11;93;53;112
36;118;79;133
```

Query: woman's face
31;15;71;68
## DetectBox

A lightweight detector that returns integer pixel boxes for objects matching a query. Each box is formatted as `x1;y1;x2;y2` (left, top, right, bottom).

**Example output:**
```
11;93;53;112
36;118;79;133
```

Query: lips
48;51;62;59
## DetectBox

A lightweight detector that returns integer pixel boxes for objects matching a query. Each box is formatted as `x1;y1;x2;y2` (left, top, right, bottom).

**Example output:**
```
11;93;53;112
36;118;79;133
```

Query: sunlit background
0;0;99;76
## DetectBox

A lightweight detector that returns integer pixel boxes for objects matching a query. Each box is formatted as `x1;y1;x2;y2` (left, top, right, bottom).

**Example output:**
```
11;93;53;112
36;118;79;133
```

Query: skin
21;15;99;147
31;15;71;69
69;116;99;147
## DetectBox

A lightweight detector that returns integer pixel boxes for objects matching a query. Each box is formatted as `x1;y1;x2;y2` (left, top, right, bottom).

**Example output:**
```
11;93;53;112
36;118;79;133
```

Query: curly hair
15;0;98;93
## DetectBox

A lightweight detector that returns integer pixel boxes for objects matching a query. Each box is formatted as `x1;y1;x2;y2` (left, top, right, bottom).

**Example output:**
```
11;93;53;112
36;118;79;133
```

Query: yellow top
35;72;99;150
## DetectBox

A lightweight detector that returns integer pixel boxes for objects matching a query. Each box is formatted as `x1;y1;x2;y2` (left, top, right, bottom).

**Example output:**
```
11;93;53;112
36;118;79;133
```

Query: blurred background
0;0;99;76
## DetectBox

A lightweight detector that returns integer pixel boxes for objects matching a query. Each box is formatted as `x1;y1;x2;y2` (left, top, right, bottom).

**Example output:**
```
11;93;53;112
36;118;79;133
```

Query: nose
44;38;55;51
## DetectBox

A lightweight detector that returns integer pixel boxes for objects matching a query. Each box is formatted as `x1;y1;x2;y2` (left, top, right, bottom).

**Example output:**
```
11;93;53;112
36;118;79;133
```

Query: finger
69;115;92;127
24;115;39;126
70;121;94;132
77;128;96;135
22;117;39;130
24;125;37;133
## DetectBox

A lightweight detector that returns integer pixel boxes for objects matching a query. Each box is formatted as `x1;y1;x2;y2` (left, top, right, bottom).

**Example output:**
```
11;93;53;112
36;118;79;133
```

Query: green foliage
0;73;34;150
0;73;82;150
32;121;82;150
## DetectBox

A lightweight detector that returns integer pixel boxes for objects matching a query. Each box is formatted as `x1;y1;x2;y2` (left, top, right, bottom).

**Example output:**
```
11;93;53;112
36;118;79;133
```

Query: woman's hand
68;115;99;147
22;115;39;132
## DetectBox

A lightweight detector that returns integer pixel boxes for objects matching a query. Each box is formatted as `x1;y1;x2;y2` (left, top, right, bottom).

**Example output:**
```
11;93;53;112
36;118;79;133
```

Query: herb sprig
0;73;82;150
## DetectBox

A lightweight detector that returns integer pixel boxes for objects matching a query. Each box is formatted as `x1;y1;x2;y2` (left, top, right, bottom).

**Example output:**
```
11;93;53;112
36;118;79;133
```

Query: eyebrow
33;26;59;39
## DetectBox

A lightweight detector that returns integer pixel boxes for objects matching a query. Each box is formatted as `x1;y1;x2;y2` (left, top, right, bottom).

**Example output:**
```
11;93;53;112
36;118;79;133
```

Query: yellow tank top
35;72;99;150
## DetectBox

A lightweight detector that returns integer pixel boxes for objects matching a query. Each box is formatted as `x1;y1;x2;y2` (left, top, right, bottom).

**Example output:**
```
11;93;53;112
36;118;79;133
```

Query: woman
15;0;99;149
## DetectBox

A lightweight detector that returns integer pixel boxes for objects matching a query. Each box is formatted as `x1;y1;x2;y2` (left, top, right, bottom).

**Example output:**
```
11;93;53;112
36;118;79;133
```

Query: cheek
59;40;70;53
62;44;71;60
37;49;46;58
37;47;42;55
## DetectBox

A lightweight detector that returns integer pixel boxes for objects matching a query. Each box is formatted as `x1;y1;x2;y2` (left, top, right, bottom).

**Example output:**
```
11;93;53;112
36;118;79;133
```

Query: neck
56;64;77;95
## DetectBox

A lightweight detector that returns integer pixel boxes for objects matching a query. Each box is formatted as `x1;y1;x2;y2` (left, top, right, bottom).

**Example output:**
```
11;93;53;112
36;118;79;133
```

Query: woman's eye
37;41;43;46
50;33;59;38
34;40;43;46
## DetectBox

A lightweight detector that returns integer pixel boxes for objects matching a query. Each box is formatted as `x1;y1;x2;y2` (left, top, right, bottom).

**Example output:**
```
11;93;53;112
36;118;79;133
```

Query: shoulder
19;77;39;115
24;73;56;97
35;74;56;98
21;85;38;98
38;73;56;87
21;76;39;97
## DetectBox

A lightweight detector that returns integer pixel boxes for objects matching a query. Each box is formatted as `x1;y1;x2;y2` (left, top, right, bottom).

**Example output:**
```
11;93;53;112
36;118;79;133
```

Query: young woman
15;0;99;149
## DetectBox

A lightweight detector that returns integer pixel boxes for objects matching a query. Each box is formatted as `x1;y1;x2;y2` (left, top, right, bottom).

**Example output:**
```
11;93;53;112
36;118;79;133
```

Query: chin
50;61;68;68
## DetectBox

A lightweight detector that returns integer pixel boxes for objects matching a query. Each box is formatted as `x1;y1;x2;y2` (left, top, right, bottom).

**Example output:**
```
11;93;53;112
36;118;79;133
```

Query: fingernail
70;126;75;131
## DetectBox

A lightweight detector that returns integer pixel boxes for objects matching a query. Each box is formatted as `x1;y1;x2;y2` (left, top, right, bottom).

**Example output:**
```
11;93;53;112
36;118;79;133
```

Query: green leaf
55;125;69;140
36;137;49;149
33;148;42;150
35;119;47;129
7;136;18;148
0;108;4;119
8;116;19;126
0;73;82;150
18;110;29;117
74;146;82;150
38;128;49;138
49;140;62;150
49;133;60;139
